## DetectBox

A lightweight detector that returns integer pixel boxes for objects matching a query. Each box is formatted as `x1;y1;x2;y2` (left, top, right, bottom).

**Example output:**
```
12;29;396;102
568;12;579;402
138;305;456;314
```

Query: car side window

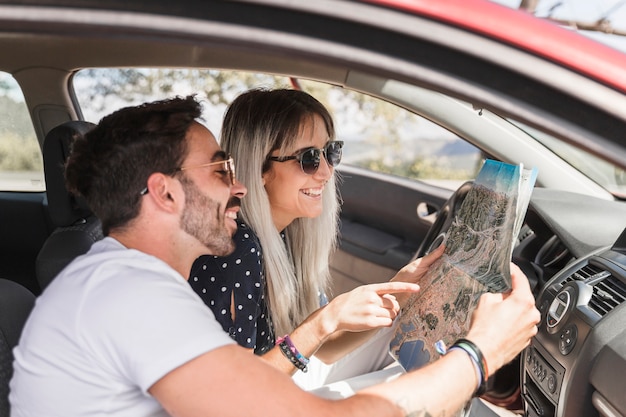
73;69;481;191
73;68;289;135
298;79;483;190
0;72;44;192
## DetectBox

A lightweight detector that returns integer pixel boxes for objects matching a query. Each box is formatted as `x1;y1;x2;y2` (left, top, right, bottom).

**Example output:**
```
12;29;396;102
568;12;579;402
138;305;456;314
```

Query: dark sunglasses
268;140;344;175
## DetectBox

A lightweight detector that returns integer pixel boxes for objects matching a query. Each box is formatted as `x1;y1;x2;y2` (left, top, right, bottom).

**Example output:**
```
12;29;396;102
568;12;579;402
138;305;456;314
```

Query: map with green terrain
389;159;537;371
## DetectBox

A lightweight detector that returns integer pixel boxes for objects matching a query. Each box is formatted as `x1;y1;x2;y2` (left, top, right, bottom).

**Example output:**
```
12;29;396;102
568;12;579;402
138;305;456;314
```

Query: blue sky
492;0;626;52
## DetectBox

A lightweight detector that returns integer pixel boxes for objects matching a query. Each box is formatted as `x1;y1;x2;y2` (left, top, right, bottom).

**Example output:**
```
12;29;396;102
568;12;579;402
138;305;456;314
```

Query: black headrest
43;121;95;227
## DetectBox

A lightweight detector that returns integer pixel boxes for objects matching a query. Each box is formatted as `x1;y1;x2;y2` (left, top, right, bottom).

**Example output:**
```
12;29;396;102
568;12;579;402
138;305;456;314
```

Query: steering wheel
414;181;474;260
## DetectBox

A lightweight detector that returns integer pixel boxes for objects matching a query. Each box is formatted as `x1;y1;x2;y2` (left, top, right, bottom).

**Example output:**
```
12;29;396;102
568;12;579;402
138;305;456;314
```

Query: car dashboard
515;188;626;417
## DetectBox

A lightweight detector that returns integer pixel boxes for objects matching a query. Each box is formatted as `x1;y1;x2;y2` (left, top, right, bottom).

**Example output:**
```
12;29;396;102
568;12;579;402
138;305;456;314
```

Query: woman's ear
262;165;275;186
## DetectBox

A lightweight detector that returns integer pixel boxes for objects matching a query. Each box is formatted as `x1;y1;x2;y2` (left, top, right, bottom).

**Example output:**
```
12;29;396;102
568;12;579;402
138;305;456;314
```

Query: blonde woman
189;88;442;385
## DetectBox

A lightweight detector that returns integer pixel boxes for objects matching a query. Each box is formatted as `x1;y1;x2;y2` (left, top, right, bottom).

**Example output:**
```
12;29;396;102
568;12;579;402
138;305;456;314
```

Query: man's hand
465;263;540;374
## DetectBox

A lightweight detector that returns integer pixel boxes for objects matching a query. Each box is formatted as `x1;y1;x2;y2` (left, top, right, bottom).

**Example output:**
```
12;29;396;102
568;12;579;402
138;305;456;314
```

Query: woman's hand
320;281;420;335
282;280;419;367
389;244;445;306
295;246;441;363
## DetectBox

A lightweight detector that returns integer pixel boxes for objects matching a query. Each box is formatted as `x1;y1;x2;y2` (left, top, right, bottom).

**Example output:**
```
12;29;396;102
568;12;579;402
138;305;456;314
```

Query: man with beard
10;95;539;417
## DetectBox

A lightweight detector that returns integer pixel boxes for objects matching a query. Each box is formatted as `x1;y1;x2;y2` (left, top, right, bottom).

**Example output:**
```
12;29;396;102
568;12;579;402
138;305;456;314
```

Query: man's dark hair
65;95;202;235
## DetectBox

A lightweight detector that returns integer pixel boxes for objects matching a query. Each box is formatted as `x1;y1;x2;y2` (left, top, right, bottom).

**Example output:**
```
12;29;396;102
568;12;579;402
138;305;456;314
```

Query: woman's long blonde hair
220;88;340;337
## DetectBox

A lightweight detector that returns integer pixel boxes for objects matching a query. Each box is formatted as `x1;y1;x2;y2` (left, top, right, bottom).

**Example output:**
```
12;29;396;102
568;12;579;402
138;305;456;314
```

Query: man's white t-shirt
10;237;234;417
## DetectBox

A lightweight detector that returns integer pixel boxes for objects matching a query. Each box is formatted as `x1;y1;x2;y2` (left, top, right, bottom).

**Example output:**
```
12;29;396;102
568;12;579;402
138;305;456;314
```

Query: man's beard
179;175;236;256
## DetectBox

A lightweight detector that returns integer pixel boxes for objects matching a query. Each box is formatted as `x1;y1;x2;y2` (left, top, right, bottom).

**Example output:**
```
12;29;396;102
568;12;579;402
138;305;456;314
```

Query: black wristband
450;338;488;396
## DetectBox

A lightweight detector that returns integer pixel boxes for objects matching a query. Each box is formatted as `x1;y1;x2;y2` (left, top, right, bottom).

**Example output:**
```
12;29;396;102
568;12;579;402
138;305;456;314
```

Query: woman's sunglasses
268;140;344;175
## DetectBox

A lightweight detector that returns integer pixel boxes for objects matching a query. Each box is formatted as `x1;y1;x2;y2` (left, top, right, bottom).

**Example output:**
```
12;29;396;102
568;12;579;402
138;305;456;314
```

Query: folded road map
389;159;538;371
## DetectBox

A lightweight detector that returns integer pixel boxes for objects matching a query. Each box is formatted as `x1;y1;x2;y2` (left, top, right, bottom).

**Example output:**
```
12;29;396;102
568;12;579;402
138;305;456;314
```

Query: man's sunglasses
268;141;344;175
139;156;236;195
177;156;236;186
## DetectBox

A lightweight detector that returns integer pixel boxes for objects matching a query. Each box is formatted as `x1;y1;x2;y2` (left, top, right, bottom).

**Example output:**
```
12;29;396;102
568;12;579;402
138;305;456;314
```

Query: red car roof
366;0;626;93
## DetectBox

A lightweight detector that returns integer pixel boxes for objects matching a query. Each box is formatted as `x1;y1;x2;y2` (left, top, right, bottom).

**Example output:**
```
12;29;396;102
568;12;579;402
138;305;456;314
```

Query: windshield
509;120;626;198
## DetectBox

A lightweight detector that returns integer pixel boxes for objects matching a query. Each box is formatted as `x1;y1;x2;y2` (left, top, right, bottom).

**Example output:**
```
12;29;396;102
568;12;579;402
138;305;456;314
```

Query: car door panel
330;165;451;296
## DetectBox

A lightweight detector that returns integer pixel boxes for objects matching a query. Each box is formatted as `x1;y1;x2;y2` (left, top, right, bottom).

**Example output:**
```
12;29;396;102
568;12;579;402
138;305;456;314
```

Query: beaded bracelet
444;338;489;397
276;335;309;372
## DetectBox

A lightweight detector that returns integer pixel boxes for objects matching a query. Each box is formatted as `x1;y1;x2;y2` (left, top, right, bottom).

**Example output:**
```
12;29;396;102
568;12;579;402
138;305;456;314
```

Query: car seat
0;278;35;417
35;121;103;291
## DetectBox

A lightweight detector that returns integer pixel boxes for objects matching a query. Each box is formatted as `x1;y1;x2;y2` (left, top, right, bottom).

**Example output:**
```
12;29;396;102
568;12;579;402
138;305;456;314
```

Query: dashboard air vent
556;263;626;317
588;273;626;317
572;264;608;282
561;263;607;287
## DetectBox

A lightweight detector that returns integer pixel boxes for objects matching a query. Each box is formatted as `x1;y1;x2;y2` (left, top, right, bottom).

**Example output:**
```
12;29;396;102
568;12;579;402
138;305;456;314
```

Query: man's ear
144;173;181;212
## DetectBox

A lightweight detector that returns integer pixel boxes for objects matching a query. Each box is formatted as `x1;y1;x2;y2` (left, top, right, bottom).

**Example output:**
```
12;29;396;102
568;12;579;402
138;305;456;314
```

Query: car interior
1;1;626;416
36;120;102;292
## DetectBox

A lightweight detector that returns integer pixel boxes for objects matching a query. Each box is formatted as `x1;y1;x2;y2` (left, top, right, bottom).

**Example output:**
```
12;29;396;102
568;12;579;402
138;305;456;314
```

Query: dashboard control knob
558;324;577;355
547;374;557;393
